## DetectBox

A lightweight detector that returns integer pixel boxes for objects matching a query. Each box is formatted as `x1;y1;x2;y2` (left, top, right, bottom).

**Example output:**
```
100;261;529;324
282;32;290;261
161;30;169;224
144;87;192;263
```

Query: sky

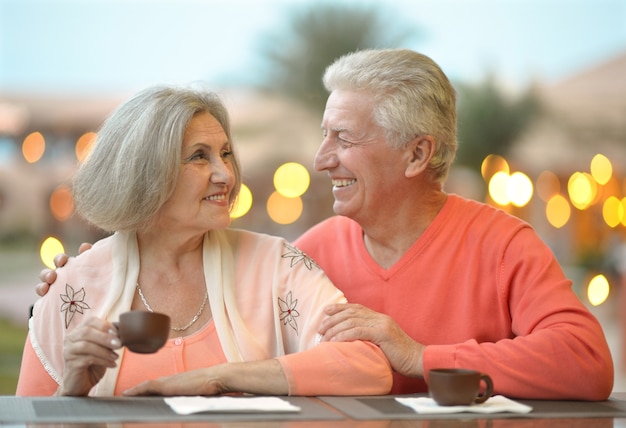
1;0;626;95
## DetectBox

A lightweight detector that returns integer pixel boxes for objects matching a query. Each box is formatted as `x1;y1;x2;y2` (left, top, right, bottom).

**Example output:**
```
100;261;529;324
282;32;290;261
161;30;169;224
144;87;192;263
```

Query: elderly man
294;49;613;400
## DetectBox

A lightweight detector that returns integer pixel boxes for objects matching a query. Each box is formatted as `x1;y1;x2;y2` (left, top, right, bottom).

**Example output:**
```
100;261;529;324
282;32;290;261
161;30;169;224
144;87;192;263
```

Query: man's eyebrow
321;124;349;133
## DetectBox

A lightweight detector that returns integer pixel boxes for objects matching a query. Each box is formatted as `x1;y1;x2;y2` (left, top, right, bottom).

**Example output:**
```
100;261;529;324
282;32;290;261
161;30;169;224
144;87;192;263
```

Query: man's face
315;90;411;226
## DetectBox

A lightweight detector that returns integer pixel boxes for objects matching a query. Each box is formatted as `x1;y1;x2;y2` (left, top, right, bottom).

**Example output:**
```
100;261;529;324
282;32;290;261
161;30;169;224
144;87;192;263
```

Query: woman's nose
211;160;234;185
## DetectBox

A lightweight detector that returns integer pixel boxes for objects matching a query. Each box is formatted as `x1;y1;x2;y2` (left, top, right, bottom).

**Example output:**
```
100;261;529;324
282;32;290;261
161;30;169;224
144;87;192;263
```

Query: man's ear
405;135;435;178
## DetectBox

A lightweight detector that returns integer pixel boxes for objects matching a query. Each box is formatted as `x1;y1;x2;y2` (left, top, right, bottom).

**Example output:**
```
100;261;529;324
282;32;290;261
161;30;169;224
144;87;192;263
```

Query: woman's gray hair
73;85;242;233
323;49;457;182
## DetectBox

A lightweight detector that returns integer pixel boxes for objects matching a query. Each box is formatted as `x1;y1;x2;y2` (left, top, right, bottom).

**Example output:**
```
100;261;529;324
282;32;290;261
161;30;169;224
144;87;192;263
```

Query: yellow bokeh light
602;196;623;228
50;185;74;221
590;154;612;185
488;171;510;206
22;131;45;163
273;162;310;198
622;198;626;227
587;274;610;306
546;194;571;228
76;132;96;162
536;170;560;202
481;154;510;182
567;172;597;210
267;191;303;225
508;172;533;207
231;183;252;219
40;236;65;269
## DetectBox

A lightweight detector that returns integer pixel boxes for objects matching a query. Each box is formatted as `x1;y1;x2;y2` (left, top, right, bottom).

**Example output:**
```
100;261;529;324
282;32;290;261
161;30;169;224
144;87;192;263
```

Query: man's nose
313;139;336;172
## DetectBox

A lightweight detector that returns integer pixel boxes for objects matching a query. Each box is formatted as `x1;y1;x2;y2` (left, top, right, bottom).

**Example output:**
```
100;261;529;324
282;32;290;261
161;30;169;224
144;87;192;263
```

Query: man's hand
35;243;93;296
318;303;425;377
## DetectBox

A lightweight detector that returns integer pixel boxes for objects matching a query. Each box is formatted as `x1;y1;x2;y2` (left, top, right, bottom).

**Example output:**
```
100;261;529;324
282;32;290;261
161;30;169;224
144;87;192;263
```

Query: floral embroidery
60;283;91;328
281;243;318;270
278;291;300;334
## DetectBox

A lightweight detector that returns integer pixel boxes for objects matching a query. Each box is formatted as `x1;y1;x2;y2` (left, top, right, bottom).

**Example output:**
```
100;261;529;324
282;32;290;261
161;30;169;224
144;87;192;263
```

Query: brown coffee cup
114;311;170;354
428;368;494;406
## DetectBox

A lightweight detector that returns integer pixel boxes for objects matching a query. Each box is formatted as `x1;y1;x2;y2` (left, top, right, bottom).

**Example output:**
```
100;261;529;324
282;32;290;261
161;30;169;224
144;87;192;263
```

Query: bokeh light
590;154;612;186
50;185;74;221
22;131;45;163
267;191;303;225
40;236;65;269
602;196;623;228
273;162;310;198
546;194;571;228
488;171;511;206
536;170;560;202
587;274;610;306
508;172;533;207
481;154;510;182
568;172;597;210
75;132;96;162
231;183;252;219
488;170;533;207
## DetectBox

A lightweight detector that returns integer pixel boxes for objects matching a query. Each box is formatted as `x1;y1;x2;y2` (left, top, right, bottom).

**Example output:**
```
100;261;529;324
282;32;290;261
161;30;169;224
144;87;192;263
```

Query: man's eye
338;139;354;148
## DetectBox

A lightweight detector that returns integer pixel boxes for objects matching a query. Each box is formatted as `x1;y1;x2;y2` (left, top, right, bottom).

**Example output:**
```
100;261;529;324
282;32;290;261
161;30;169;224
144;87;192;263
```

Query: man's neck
362;191;448;269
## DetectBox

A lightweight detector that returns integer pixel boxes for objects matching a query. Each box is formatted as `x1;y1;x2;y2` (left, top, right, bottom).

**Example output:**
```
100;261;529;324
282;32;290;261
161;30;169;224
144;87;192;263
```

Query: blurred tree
455;77;541;172
255;2;417;112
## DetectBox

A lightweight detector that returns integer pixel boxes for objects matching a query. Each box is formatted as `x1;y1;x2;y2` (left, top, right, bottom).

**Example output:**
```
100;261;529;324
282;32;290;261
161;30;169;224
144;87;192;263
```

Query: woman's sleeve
273;242;392;395
277;340;392;396
15;333;59;396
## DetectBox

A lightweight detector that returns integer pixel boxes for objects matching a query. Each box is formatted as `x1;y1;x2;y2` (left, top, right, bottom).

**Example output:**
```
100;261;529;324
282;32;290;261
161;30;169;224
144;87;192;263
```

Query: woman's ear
405;135;435;178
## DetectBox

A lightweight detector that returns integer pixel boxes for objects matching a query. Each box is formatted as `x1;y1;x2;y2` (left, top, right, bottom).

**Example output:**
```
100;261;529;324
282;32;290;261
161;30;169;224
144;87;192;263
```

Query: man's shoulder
295;216;357;244
448;194;530;228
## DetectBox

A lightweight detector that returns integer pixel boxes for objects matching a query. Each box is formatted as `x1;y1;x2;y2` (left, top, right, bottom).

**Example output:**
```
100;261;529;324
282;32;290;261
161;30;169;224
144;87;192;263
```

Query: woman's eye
221;149;233;159
184;152;208;163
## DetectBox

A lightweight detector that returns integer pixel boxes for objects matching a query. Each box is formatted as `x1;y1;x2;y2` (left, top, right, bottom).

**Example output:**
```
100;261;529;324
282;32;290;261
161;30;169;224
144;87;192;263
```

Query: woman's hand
318;303;425;377
58;316;122;396
124;366;229;397
124;360;288;397
35;243;93;297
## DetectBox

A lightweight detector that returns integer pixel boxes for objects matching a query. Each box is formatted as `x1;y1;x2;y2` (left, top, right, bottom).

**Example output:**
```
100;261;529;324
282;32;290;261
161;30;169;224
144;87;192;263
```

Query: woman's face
155;112;236;234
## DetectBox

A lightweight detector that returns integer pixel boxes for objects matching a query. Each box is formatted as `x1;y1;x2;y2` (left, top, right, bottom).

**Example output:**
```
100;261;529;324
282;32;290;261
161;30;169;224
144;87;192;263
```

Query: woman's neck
133;230;210;336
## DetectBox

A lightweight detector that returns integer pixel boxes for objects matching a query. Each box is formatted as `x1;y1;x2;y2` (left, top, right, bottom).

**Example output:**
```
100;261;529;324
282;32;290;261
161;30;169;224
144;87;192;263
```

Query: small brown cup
114;311;170;354
428;368;494;406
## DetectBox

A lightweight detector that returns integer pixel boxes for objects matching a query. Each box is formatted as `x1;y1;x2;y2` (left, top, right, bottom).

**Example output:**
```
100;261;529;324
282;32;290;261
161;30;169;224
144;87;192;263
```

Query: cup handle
474;373;494;404
112;322;123;344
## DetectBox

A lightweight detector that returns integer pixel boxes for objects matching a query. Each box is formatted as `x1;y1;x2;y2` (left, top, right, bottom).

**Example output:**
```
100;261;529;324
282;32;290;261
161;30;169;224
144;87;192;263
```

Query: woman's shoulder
51;234;118;294
218;228;287;249
218;228;320;271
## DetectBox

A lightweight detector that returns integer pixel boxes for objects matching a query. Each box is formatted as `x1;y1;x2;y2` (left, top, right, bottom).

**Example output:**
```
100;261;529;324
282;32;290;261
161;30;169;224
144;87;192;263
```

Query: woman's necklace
136;283;208;332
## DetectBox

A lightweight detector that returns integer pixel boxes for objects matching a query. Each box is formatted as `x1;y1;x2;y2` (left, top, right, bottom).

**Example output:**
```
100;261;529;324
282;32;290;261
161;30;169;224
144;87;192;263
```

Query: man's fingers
53;253;69;268
78;243;93;254
35;282;50;297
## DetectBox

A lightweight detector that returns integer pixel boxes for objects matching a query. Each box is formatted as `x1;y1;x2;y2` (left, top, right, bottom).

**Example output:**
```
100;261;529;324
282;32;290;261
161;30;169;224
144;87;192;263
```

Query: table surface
3;393;626;427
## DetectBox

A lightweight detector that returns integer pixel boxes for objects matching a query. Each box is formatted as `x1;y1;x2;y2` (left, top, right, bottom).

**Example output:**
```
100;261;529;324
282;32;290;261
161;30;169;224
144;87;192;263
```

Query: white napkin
164;396;301;415
395;395;533;414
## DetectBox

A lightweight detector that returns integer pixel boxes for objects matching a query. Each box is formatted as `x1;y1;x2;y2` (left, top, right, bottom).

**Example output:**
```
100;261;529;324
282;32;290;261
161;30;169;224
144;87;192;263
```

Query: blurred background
1;0;625;394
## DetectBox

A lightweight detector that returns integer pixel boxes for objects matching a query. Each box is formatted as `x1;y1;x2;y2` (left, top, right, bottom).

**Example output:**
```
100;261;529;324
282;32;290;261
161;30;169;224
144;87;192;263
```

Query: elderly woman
16;85;392;397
